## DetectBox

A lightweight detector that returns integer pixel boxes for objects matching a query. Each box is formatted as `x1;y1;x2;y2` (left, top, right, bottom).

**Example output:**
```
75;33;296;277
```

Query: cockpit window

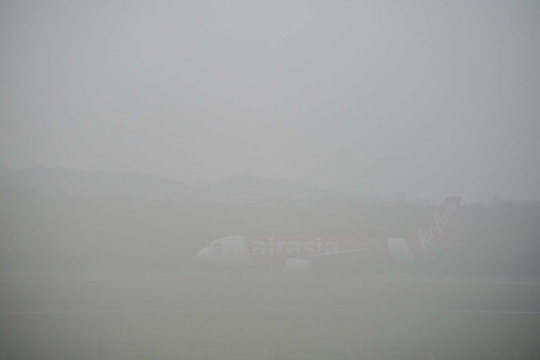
212;243;222;253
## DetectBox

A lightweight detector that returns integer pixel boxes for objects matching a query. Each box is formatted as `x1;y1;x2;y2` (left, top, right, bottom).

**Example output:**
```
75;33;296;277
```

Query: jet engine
284;258;312;273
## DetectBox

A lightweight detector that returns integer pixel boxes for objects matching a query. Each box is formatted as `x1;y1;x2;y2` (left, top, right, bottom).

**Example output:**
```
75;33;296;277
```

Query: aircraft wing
301;246;376;259
295;244;383;265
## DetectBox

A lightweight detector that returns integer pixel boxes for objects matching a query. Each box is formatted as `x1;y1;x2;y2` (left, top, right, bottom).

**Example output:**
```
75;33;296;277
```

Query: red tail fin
409;197;461;257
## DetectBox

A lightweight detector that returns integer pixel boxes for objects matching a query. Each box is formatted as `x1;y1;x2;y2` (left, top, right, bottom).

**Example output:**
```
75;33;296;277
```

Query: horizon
2;163;536;205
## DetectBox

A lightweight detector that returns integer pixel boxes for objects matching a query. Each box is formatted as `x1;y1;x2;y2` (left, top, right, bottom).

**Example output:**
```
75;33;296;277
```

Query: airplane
196;197;461;276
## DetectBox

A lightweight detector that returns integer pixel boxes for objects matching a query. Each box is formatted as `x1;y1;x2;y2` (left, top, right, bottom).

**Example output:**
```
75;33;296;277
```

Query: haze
1;0;539;202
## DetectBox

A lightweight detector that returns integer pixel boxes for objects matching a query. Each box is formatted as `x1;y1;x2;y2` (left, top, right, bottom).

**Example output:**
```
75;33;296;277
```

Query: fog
2;0;540;202
1;1;540;359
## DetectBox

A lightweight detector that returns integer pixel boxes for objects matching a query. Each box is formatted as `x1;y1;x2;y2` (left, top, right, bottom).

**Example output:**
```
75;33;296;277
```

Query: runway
2;273;540;314
2;273;540;359
2;269;538;283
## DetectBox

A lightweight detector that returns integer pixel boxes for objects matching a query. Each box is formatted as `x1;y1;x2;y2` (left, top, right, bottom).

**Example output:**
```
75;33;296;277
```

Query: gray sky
1;0;539;202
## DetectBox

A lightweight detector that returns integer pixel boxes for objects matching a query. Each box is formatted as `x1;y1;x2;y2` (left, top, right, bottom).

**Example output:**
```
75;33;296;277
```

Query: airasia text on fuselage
243;237;368;259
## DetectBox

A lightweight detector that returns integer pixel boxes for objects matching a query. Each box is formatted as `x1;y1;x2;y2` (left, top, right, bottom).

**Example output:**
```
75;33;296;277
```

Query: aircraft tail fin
408;197;461;257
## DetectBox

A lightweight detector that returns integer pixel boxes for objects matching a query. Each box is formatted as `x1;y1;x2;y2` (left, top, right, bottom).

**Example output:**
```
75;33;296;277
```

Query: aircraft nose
197;247;211;262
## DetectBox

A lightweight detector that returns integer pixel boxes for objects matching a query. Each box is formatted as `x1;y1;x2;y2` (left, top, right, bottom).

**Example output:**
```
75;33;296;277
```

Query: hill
0;165;391;204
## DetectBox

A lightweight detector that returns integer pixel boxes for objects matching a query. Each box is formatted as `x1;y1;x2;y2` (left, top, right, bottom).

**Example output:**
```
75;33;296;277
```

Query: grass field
1;278;540;359
1;311;540;359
